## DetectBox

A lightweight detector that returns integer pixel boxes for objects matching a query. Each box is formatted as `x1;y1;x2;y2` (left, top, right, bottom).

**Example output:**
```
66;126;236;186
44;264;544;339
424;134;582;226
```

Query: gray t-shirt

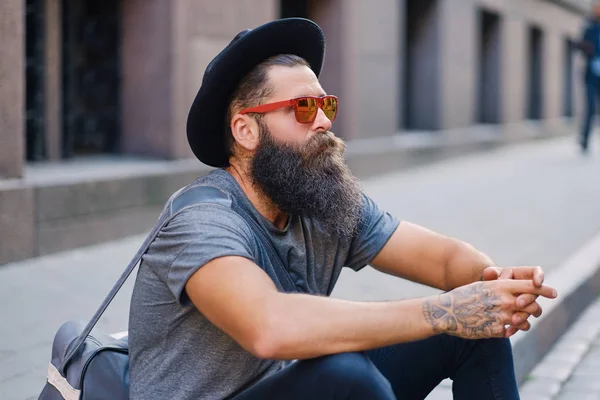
128;169;399;400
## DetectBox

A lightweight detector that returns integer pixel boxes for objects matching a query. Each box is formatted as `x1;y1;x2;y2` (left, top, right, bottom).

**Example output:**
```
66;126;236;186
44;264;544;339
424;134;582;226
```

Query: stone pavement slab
520;297;600;400
1;136;599;400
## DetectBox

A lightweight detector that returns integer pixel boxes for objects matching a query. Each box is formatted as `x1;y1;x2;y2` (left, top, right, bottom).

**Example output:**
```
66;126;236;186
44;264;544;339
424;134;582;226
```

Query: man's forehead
266;65;326;99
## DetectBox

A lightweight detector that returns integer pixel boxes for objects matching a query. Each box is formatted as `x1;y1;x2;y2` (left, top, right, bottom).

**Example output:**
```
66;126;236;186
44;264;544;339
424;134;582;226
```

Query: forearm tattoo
422;284;503;338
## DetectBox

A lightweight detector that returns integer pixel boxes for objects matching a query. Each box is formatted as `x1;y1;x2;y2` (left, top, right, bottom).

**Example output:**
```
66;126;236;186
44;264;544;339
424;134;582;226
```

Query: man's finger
516;293;538;308
483;266;502;281
505;326;519;338
499;268;513;280
512;266;545;287
513;301;543;320
533;266;544;287
503;280;557;298
512;311;530;325
522;302;543;318
483;266;514;281
515;320;531;332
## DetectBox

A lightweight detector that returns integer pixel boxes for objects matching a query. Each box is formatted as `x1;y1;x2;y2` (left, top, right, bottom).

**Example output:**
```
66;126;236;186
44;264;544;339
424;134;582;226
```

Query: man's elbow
248;331;281;360
441;238;465;290
443;239;482;290
243;306;289;359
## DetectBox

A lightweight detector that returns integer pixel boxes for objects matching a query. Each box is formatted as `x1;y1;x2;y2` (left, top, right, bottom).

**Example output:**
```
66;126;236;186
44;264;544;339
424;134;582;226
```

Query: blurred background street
2;0;600;399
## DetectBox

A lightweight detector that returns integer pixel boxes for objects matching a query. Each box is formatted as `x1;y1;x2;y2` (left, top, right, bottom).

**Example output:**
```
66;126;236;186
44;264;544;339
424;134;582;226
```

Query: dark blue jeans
581;76;600;151
231;335;520;400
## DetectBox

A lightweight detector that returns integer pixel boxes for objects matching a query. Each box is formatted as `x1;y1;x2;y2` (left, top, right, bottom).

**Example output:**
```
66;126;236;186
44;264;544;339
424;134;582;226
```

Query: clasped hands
482;265;557;338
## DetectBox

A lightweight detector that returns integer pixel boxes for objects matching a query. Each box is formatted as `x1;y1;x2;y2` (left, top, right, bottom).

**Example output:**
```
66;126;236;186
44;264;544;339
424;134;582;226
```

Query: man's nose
311;108;332;132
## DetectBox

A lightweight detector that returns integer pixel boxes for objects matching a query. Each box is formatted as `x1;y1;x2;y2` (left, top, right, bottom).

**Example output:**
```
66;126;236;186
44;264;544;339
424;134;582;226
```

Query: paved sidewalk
519;297;600;400
1;135;600;400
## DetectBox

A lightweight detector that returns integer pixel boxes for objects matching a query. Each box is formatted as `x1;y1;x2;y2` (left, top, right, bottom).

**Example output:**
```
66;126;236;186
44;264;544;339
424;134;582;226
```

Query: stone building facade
0;0;590;264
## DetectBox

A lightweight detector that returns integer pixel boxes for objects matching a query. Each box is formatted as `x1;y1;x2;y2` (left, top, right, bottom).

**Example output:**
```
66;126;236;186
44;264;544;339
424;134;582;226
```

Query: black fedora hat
186;18;326;167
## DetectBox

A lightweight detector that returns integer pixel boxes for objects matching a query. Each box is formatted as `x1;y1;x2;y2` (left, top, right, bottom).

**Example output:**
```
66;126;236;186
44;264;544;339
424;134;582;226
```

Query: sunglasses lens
295;97;318;123
322;97;337;121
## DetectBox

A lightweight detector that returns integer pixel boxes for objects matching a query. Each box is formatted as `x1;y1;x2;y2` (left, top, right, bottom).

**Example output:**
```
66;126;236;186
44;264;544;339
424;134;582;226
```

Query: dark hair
226;54;310;157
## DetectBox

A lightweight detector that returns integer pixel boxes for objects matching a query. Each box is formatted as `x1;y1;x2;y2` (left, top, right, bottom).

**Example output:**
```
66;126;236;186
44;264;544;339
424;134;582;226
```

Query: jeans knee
312;353;393;397
455;336;515;367
480;337;512;351
317;353;371;379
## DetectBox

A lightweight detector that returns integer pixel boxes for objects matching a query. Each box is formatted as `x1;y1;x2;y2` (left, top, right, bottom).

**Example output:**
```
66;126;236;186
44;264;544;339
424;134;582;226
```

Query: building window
25;0;47;161
527;25;544;120
476;9;501;124
280;0;310;18
61;0;121;158
401;0;440;130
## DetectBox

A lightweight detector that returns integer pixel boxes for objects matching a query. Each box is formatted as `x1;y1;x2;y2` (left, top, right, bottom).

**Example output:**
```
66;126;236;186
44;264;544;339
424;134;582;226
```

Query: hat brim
186;18;326;167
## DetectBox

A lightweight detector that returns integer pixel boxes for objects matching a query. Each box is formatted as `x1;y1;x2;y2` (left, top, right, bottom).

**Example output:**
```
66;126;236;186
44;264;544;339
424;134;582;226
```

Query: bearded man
128;18;557;400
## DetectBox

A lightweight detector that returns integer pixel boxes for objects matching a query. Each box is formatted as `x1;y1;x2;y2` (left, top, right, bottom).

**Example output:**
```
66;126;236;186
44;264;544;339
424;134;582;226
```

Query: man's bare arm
185;256;556;360
370;222;494;291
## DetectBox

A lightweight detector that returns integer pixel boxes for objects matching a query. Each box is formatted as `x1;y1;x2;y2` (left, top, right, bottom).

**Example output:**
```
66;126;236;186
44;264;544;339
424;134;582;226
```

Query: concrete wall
418;0;587;129
0;0;24;178
121;0;175;159
120;0;278;160
440;0;478;129
346;0;400;140
309;0;345;136
501;11;528;123
170;0;401;143
0;184;35;264
0;0;590;266
178;0;277;157
321;0;586;133
5;0;587;167
402;0;442;130
0;165;209;265
44;0;62;161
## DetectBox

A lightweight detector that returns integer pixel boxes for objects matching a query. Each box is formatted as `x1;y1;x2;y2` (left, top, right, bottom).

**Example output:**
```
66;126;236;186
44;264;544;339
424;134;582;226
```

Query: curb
518;298;600;397
345;119;577;180
511;229;600;384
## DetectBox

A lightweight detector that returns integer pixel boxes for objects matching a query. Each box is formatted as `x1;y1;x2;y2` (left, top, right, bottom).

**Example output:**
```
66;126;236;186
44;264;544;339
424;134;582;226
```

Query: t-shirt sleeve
346;193;400;271
152;203;256;305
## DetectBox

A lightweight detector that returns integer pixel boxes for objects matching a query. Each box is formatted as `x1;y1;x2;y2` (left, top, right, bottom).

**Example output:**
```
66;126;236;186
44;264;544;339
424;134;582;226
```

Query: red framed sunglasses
239;95;338;124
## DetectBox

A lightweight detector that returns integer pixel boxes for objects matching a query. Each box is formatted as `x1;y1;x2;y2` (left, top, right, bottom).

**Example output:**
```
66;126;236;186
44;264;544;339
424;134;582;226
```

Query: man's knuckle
502;298;514;310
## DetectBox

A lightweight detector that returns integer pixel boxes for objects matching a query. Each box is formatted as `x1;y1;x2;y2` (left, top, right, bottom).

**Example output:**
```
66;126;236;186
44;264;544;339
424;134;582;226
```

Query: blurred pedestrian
578;2;600;154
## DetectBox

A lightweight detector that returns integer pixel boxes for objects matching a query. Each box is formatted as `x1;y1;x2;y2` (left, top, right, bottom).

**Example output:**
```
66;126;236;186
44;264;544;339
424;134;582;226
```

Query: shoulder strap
231;205;298;292
60;185;230;373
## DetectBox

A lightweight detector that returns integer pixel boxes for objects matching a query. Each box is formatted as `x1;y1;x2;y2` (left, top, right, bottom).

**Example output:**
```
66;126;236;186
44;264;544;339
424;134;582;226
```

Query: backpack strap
60;185;230;373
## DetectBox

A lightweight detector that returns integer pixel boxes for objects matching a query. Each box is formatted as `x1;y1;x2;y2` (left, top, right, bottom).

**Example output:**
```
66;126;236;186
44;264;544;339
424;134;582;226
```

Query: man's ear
230;114;260;152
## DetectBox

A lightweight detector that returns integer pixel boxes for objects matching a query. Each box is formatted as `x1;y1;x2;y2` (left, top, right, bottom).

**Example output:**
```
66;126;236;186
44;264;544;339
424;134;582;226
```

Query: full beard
250;123;363;239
